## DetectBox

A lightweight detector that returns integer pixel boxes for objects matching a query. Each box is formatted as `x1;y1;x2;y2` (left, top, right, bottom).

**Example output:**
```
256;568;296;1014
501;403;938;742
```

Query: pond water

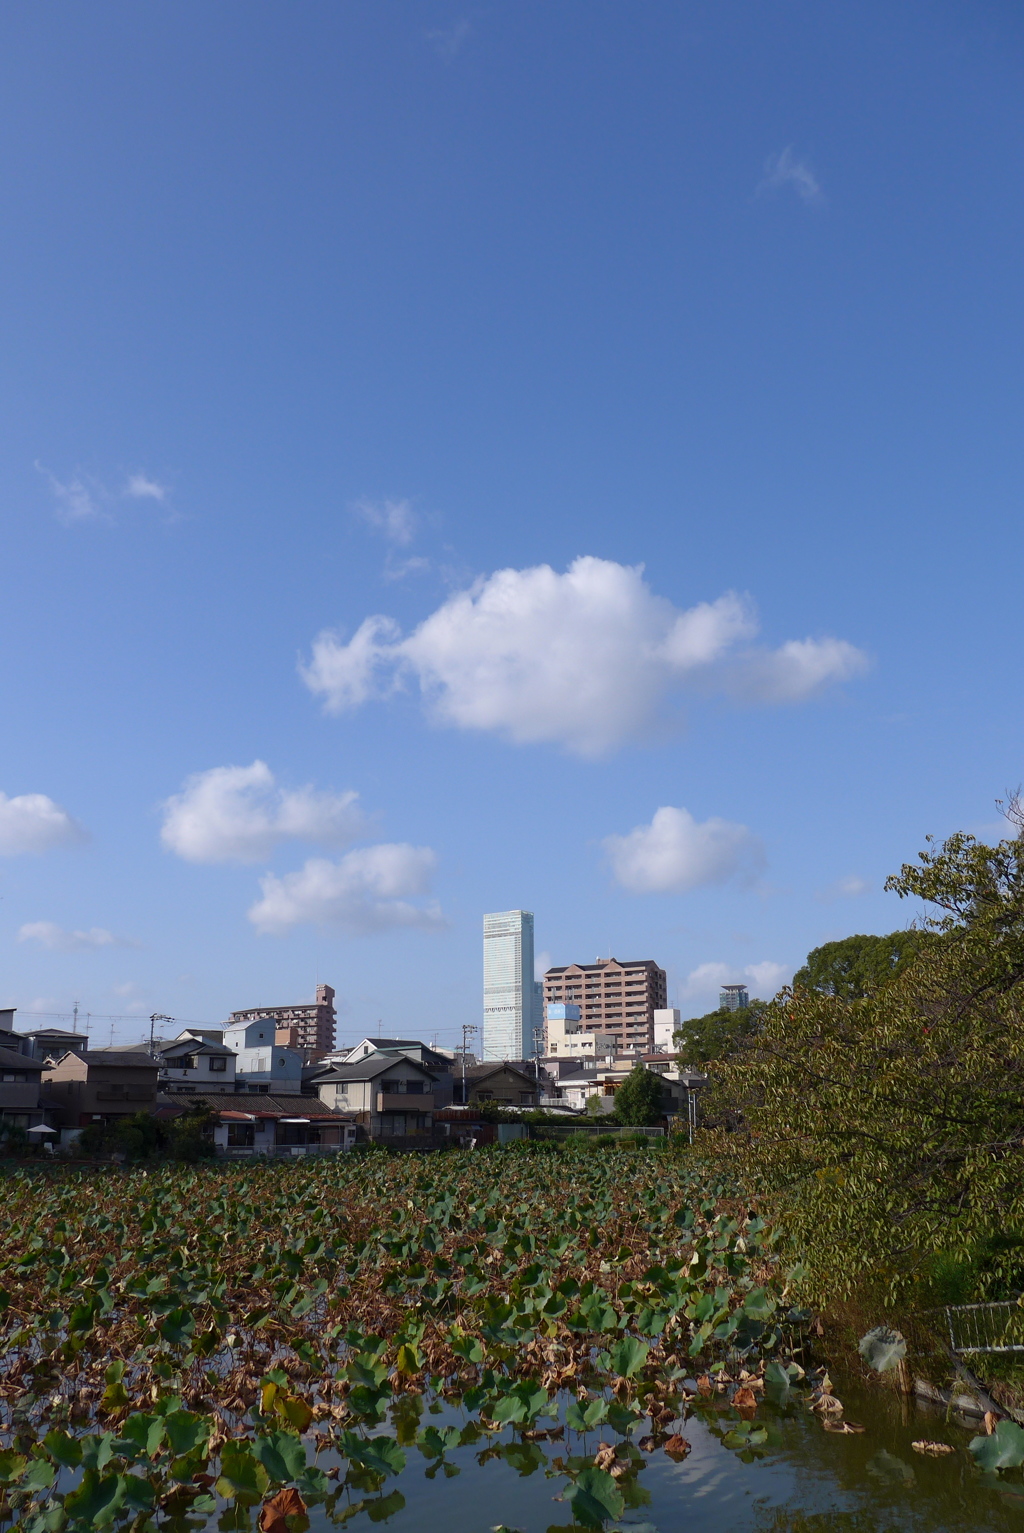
301;1374;1024;1533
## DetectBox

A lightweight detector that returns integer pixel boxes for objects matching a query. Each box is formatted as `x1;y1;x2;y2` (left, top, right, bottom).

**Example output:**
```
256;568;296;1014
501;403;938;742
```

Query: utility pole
531;1024;544;1079
149;1013;172;1059
72;1000;79;1036
459;1023;478;1104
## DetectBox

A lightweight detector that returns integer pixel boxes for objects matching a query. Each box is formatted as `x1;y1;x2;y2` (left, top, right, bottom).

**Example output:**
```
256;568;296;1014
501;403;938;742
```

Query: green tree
76;1106;216;1162
675;1003;765;1065
613;1066;666;1126
792;931;922;999
712;805;1024;1302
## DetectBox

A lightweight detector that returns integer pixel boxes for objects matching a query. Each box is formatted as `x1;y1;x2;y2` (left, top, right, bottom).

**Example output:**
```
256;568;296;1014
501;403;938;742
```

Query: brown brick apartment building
228;983;336;1058
543;959;667;1052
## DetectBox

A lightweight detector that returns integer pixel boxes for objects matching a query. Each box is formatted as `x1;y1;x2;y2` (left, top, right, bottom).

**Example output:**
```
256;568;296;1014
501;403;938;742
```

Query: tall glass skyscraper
482;909;536;1061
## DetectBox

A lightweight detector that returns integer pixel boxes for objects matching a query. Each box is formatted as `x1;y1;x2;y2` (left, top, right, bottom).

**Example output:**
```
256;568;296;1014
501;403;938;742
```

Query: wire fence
944;1300;1024;1355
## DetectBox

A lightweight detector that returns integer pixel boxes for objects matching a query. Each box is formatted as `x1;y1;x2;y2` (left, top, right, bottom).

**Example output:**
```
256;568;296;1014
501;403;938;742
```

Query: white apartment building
223;1018;303;1091
483;909;538;1061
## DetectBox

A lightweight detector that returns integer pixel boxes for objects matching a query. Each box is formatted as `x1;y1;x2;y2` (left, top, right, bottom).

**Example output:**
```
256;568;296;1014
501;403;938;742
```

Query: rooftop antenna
72;1000;79;1035
85;1012;91;1045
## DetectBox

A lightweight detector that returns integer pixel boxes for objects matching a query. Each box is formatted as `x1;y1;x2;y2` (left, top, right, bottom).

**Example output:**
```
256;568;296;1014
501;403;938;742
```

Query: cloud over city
17;922;139;951
301;557;867;755
603;806;763;894
0;791;86;855
683;959;790;1000
248;844;444;935
160;761;365;864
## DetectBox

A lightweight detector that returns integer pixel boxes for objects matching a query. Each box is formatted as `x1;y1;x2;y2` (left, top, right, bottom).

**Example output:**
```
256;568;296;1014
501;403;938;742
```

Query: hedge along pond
0;1146;1016;1532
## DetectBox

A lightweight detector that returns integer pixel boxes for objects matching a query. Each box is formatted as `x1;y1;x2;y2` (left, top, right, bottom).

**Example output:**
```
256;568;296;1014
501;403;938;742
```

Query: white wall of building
653;1009;680;1053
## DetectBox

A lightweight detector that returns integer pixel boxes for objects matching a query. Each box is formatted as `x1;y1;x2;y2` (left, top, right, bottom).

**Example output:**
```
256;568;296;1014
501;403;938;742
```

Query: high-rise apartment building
719;984;749;1011
543;958;667;1052
228;983;336;1058
483;911;536;1061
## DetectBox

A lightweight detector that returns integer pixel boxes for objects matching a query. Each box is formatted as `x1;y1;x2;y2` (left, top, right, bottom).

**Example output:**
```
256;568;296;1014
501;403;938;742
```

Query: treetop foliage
711;802;1024;1303
792;932;922;1000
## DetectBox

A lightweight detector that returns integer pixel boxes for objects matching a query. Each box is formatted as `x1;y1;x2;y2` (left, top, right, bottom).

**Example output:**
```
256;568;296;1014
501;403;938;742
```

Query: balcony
376;1092;434;1112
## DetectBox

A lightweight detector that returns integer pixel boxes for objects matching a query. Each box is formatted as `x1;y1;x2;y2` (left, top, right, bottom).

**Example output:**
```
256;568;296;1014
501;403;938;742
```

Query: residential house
19;1027;90;1062
311;1052;437;1141
460;1062;540;1108
336;1037;454;1071
544;1059;685;1116
0;1046;47;1134
158;1091;358;1156
97;1037;237;1094
42;1051;160;1137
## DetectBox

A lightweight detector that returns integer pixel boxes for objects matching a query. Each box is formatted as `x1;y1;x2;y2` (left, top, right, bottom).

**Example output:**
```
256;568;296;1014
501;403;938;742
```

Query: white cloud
350;497;417;546
17;922;138;952
427;18;471;60
248;844;444;935
160;761;364;865
745;960;788;993
535;949;552;982
0;791;86;855
757;147;822;203
301;557;868;756
604;806;763;894
124;473;168;501
35;463;108;525
817;873;871;903
682;959;790;1001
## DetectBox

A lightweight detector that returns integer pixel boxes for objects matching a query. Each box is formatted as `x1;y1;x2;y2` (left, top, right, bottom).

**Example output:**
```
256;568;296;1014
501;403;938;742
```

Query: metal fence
944;1300;1024;1355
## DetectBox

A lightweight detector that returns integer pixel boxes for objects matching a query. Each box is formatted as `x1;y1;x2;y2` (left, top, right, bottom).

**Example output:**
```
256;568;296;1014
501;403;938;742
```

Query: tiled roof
465;1062;539;1086
159;1091;352;1119
313;1056;436;1083
60;1052;159;1069
0;1046;43;1071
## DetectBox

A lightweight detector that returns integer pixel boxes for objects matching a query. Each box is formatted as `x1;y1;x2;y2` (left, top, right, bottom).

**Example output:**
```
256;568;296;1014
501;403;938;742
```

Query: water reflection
307;1373;1024;1533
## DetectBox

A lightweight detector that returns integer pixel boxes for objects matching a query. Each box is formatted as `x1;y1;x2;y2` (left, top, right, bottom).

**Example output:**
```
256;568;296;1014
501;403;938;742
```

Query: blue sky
2;1;1023;1048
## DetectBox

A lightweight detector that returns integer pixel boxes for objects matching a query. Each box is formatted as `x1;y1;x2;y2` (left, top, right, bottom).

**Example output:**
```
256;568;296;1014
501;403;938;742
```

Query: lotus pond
1;1146;1021;1531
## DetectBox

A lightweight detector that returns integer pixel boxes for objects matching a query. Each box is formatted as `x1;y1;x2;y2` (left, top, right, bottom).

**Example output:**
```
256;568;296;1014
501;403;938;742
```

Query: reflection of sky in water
303;1376;1024;1533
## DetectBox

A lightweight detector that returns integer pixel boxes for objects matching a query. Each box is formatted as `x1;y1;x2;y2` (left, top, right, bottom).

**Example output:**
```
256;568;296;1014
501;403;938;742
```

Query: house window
209;1056;227;1072
404;1080;424;1094
227;1122;254;1147
180;1055;198;1070
1;1072;28;1083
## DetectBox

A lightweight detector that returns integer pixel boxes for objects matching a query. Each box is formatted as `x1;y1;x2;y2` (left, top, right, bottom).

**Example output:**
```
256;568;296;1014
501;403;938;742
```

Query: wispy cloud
757;146;822;204
35;463;109;525
816;873;871;903
426;17;471;61
350;497;418;546
383;555;432;582
37;463;172;523
17;921;140;951
124;473;168;502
